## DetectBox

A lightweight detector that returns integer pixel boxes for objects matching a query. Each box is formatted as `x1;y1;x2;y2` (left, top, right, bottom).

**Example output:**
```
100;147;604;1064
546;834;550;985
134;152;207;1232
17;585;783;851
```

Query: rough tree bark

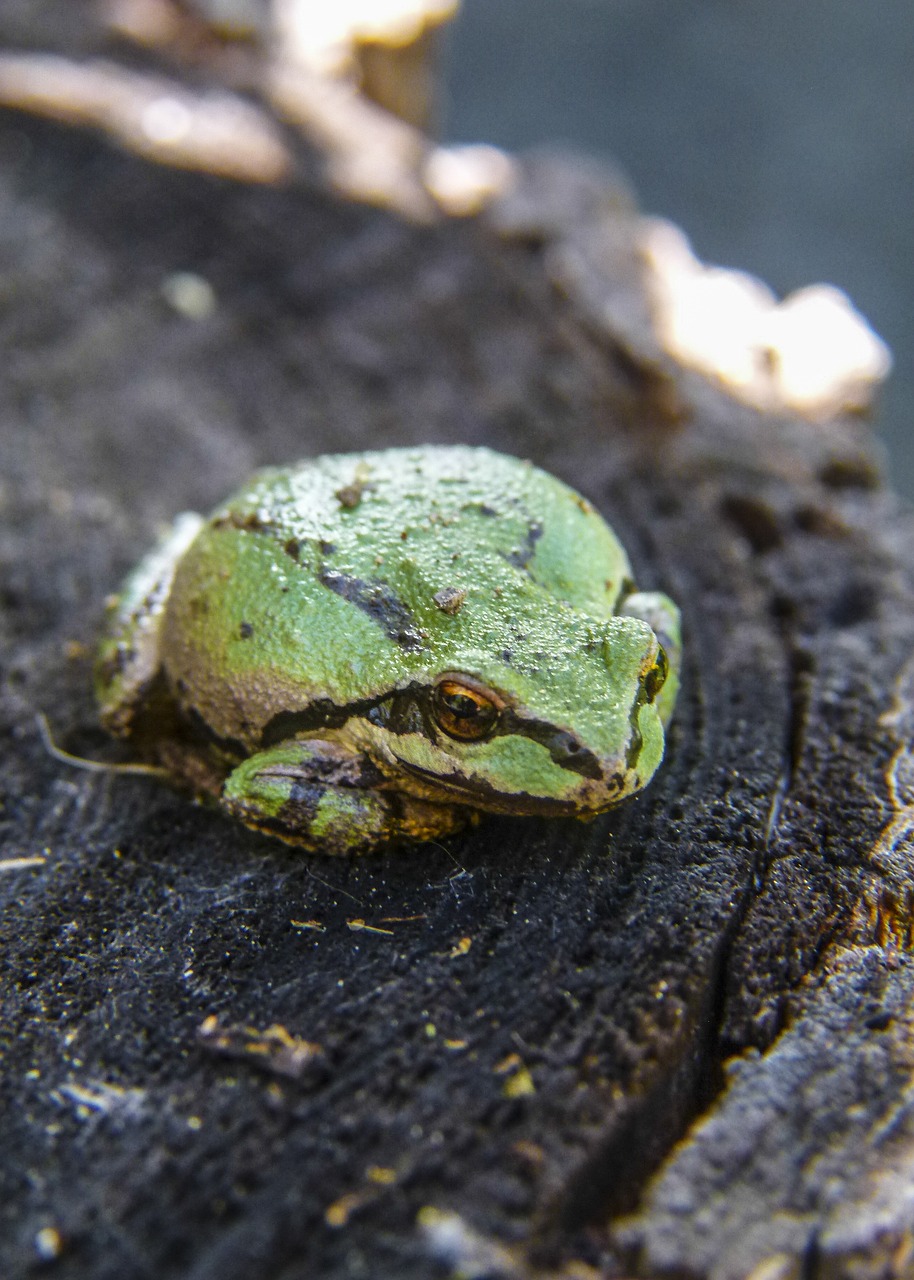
2;17;914;1280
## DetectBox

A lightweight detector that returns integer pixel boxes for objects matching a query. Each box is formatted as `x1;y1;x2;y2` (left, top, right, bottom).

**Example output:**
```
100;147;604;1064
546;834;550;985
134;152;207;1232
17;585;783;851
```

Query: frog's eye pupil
433;679;499;741
444;693;480;719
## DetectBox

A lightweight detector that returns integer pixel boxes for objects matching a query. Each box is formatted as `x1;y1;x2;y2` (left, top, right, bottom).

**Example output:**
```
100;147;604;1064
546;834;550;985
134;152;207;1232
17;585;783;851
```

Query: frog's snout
601;625;667;702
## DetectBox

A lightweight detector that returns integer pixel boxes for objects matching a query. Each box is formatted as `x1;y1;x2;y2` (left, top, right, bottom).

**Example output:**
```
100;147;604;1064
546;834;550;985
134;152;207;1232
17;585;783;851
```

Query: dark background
444;0;914;501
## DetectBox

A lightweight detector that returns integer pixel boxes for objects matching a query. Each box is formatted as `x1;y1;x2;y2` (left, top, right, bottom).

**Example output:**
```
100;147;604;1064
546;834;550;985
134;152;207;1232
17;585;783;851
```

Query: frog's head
373;612;675;818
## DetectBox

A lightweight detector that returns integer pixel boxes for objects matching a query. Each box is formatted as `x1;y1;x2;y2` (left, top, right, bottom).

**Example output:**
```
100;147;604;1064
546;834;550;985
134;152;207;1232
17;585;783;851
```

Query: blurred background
444;0;914;501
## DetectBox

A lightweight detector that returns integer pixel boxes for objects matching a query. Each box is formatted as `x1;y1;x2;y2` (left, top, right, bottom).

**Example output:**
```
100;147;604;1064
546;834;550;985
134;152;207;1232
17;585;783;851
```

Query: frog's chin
391;756;625;818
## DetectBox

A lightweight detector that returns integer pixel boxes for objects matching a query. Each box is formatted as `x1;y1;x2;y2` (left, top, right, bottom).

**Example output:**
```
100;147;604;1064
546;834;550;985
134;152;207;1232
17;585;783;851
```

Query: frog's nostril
547;730;602;779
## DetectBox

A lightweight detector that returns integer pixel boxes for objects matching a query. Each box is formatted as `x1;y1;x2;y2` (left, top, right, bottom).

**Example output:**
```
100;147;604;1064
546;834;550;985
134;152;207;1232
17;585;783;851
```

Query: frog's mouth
391;755;591;817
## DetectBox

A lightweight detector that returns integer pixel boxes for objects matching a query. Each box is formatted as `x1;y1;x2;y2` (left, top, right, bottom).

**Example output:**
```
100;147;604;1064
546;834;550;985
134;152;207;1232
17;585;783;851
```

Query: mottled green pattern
97;446;681;852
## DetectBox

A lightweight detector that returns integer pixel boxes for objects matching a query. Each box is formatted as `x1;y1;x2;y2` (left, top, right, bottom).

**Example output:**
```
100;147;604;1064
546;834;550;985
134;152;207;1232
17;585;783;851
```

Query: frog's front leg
222;740;466;854
619;590;682;726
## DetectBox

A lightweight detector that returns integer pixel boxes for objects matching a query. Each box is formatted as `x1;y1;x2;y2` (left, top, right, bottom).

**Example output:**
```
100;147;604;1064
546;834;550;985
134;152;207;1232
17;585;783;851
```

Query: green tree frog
96;446;680;853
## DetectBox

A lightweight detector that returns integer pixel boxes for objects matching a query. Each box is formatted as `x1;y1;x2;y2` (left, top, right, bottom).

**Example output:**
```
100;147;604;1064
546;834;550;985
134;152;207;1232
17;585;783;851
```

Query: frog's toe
221;744;390;853
222;771;392;854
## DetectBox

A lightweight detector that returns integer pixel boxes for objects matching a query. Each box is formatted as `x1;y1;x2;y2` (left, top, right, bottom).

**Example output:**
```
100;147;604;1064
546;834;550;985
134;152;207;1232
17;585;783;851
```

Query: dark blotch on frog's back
502;522;543;571
317;569;425;652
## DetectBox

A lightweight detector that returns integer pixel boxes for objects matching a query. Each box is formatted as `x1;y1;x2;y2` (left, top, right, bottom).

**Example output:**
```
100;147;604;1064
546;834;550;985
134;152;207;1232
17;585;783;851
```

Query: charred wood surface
1;81;913;1280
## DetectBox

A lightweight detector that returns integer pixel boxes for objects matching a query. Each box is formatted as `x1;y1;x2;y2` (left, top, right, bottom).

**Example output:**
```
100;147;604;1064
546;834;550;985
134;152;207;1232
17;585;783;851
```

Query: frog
96;446;680;854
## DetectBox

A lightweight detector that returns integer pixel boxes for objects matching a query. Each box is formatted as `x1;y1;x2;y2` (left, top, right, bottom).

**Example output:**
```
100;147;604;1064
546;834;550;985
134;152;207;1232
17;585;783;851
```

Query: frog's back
157;447;634;746
219;446;631;606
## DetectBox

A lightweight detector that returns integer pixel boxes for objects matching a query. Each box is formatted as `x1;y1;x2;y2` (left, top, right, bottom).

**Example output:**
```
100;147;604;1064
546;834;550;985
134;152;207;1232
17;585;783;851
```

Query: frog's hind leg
222;739;465;855
95;513;204;736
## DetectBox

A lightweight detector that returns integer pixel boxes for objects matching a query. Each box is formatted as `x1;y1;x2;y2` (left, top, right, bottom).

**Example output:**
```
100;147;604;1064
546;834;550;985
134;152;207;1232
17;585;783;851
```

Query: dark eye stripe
258;680;603;780
496;709;603;779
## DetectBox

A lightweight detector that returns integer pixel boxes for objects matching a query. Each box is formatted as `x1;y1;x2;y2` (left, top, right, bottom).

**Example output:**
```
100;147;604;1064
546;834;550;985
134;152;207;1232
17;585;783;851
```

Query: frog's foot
222;739;466;855
618;590;682;725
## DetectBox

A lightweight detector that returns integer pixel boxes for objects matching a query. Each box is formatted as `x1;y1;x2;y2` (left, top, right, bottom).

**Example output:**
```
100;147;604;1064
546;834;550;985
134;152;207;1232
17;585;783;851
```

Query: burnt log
1;38;913;1280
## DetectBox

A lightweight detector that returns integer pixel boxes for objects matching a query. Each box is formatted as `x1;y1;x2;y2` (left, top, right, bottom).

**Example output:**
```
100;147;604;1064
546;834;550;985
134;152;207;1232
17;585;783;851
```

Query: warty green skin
96;446;681;854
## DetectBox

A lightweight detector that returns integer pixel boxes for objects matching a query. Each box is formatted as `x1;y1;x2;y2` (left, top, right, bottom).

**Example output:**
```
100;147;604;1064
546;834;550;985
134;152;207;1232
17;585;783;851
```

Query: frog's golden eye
433;678;499;741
